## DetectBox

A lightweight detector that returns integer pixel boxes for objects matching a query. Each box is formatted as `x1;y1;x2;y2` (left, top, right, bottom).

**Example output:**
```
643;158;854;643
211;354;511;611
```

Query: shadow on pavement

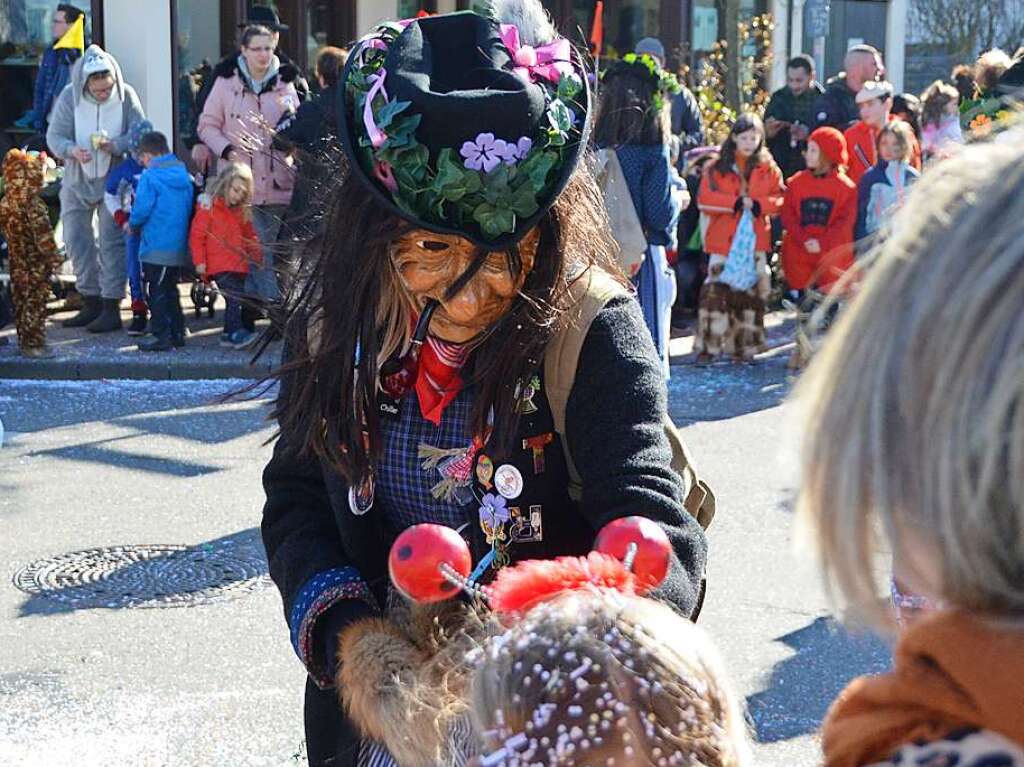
32;433;222;477
15;528;269;616
746;615;892;743
1;379;276;438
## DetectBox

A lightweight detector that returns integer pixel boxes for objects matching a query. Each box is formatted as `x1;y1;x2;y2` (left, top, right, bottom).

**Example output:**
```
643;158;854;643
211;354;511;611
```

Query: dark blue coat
32;45;80;132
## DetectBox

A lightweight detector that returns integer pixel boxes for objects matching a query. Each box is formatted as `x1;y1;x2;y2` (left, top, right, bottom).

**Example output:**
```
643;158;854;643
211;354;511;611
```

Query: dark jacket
275;86;340;242
764;81;825;179
186;51;309;149
813;73;859;131
262;295;709;767
32;44;80;132
671;86;705;152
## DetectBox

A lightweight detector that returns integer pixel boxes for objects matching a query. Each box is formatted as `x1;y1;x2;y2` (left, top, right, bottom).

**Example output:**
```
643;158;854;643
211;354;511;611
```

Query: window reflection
174;0;221;150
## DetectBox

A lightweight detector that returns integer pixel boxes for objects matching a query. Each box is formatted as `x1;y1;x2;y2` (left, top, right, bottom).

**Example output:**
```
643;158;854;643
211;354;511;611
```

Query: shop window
306;0;355;81
397;0;437;18
0;2;99;135
172;0;222;151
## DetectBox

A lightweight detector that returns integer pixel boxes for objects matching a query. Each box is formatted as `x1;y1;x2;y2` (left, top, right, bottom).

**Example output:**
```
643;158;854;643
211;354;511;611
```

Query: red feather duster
488;551;637;613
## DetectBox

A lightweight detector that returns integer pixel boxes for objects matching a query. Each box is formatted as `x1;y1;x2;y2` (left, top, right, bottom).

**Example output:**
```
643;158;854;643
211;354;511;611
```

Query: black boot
86;299;124;333
127;311;148;336
62;294;102;328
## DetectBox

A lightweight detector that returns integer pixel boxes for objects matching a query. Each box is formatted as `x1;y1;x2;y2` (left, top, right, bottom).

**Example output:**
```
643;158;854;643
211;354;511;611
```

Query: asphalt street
0;357;892;766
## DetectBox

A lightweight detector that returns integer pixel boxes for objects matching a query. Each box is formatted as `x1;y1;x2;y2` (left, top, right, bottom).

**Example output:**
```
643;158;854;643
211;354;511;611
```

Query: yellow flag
53;15;85;52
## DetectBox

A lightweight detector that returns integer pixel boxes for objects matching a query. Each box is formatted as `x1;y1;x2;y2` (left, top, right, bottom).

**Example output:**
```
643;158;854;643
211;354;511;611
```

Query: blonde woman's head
208;162;254;215
470;589;752;766
796;140;1024;627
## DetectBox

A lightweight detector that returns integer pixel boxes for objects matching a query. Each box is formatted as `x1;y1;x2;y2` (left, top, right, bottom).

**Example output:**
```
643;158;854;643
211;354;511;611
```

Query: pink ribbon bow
363;69;389;149
499;24;574;85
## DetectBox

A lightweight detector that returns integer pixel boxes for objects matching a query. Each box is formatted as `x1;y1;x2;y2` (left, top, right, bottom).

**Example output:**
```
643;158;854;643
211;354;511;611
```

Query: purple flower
498;136;534;166
460;132;508;173
479;493;510;529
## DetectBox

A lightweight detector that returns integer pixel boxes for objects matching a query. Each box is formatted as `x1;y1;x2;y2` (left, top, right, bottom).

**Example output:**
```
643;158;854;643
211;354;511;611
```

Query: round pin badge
348;474;375;516
494;464;524;500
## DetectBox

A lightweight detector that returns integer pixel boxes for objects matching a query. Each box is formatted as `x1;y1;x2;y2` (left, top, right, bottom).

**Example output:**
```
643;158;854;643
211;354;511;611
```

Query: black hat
338;11;591;249
240;6;289;32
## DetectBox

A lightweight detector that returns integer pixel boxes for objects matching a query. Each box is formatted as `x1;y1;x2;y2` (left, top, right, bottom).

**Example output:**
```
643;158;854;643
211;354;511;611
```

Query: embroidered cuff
289;567;376;688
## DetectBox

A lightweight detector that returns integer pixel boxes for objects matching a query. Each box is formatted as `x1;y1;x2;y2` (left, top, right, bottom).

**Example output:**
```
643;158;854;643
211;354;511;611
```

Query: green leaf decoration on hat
606;52;682;113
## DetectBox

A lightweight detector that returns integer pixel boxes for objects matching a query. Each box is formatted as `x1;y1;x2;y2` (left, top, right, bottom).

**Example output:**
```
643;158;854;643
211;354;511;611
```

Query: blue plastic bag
720;210;758;292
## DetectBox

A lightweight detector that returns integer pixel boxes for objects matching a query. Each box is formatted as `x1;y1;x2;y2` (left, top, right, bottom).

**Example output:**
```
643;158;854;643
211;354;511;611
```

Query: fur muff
335;602;477;767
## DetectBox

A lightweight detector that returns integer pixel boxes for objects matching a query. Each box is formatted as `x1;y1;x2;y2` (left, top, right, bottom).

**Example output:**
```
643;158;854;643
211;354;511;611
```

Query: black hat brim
336;14;591;252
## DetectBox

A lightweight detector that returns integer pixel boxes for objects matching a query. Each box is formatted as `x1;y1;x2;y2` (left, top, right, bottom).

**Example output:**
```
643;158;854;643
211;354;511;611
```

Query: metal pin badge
494;464;524;500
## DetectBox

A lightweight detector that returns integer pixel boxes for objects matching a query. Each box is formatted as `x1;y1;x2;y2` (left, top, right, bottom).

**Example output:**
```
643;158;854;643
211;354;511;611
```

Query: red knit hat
808;126;849;168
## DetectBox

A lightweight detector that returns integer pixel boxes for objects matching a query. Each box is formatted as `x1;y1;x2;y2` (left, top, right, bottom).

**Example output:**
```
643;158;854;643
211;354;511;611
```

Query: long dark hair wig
594;66;671;147
271;158;620;484
712;113;776;182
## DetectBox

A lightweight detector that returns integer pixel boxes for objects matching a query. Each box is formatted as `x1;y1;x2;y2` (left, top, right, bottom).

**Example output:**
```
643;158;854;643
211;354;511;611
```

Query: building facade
1;0;921;157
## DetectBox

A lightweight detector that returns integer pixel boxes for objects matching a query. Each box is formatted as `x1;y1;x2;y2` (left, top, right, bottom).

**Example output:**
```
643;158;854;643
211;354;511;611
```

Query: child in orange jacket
695;113;785;364
781;127;857;295
189;163;262;349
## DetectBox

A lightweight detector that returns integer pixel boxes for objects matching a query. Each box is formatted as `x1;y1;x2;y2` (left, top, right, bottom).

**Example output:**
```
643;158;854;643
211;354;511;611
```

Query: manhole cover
13;540;271;609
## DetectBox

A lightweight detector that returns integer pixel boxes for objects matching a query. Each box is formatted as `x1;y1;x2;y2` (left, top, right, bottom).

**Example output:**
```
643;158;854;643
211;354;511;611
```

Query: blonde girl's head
920;80;960;128
796;140;1024;629
470;589;752;766
208;162;254;217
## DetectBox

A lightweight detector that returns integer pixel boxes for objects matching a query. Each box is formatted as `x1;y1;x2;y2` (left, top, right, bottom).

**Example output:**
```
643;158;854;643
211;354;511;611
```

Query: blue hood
146;154;194;190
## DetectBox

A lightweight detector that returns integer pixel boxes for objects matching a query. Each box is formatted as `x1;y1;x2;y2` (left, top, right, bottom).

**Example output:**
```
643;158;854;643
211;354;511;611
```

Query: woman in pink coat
198;23;298;304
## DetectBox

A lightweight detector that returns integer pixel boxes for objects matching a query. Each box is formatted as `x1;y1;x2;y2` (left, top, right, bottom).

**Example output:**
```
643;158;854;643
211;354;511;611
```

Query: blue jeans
143;264;185;341
213;271;246;335
125;232;145;306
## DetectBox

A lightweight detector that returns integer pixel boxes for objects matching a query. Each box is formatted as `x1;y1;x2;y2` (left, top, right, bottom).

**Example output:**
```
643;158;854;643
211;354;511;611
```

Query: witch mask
391;227;539;344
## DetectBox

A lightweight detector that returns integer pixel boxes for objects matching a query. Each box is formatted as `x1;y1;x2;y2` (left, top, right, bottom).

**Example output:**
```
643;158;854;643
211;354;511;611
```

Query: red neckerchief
415;335;471;425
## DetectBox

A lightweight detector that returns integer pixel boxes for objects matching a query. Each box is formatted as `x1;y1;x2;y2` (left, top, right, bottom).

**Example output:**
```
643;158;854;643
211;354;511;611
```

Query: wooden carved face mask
391;227;540;344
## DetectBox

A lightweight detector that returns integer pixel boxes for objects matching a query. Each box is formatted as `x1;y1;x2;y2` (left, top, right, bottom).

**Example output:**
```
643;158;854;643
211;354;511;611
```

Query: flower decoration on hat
340;12;590;246
602;52;681;112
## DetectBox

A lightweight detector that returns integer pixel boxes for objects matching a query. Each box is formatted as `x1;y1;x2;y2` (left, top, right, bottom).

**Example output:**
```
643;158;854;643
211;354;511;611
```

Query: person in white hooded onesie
47;44;146;332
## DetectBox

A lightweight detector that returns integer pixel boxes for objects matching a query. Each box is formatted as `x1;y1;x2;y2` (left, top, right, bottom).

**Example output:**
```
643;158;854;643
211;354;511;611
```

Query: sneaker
219;332;233;348
21;345;56;359
127;312;148;336
138;335;174;352
228;329;257;350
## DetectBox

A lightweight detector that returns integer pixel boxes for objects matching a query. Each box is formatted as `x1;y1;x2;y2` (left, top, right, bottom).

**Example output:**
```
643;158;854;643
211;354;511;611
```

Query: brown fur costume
0;150;59;350
334;599;476;767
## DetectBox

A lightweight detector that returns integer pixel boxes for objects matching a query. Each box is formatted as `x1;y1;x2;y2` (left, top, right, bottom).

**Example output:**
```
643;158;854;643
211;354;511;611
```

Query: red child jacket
697;162;785;256
844;116;922;184
780;168;857;291
189;196;262;276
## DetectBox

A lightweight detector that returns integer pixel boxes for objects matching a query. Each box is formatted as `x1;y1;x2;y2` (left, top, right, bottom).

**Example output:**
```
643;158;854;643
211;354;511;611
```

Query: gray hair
796;140;1024;627
486;0;557;46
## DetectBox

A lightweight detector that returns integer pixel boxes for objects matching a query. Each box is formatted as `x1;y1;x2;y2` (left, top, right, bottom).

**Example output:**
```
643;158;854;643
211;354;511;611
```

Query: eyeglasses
379;300;439;399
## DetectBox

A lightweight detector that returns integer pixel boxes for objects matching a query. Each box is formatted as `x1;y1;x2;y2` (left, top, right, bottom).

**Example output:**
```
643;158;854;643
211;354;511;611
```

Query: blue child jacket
129;154;195;266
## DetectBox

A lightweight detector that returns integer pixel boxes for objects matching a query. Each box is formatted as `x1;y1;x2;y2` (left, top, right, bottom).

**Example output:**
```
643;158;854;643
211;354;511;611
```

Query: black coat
813;74;860;131
261;295;709;767
274;87;340;242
